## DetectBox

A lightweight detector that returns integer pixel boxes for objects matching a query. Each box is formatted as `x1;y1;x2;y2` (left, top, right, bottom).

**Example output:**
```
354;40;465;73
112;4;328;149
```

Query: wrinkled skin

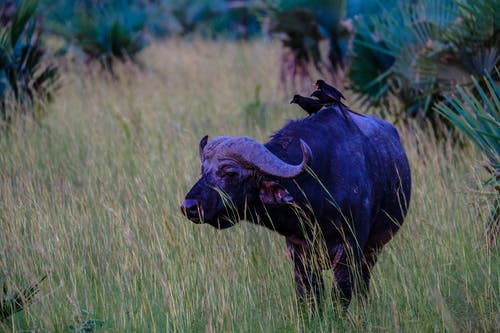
181;106;411;312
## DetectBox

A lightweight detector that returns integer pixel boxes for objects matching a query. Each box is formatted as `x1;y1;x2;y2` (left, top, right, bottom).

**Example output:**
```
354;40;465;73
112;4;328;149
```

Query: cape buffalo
180;106;411;311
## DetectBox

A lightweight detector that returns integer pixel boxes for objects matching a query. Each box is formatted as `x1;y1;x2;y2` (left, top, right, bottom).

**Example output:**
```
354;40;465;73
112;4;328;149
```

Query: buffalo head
180;135;312;229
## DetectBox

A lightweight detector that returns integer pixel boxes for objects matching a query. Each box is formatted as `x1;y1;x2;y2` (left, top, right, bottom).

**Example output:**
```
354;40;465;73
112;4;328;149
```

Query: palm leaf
350;0;461;115
435;69;500;166
0;0;59;124
437;67;500;243
450;0;499;45
58;1;147;67
9;0;39;48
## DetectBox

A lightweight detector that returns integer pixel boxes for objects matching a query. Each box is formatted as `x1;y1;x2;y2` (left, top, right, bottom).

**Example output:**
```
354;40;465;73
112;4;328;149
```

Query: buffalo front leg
286;237;324;312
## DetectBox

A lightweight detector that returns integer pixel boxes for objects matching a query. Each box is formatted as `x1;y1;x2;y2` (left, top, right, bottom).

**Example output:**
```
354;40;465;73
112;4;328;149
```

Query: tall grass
0;40;498;332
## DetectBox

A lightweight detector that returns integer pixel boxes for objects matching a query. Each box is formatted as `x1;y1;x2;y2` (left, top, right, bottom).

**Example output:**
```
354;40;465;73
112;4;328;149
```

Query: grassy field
0;40;498;332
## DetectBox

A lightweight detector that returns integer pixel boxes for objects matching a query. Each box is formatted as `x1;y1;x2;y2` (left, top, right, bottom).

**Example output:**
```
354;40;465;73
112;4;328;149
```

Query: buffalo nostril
184;199;198;210
180;199;200;216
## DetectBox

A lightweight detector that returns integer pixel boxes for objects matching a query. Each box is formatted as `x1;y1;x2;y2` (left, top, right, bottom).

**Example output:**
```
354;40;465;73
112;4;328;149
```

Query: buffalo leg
286;238;324;311
333;263;353;310
331;242;363;311
360;231;394;298
359;247;379;299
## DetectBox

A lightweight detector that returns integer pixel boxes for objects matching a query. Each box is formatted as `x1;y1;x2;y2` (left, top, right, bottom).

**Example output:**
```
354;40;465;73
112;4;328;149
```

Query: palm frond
436;66;500;243
9;0;39;48
349;0;499;121
435;68;500;167
59;1;147;68
450;0;500;46
350;0;459;113
349;17;394;107
0;0;59;125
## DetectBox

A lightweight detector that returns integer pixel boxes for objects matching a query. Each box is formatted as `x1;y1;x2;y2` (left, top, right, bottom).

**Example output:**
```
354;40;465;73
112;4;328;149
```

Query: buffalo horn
221;137;312;178
199;135;209;160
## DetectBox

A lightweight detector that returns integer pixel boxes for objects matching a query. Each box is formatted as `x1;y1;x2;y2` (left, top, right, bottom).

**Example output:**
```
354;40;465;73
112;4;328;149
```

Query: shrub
265;0;349;89
0;0;58;127
46;0;148;70
349;0;499;121
435;68;500;245
168;0;262;39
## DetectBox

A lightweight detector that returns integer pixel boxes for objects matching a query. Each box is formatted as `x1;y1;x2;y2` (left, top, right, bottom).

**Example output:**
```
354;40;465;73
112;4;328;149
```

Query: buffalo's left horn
221;137;312;178
199;135;209;160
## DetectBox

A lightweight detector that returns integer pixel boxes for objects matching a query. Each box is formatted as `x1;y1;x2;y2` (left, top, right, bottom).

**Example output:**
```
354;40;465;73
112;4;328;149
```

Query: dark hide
181;105;411;311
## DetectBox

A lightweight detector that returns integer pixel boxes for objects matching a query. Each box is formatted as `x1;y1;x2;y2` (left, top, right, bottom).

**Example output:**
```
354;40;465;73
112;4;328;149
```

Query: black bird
310;89;336;104
314;79;345;101
313;80;365;119
290;94;325;115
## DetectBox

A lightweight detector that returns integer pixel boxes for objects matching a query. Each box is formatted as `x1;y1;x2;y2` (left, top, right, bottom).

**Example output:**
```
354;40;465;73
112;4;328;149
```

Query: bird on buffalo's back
290;94;325;115
310;89;336;104
312;80;365;119
314;79;345;102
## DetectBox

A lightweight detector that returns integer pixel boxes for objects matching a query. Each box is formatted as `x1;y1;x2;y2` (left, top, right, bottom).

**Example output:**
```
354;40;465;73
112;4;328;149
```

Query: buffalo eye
224;171;238;178
217;165;239;179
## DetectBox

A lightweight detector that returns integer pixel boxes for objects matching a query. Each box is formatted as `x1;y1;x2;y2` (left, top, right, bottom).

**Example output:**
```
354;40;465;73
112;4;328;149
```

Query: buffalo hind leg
332;242;364;312
286;238;324;313
333;258;356;311
360;232;395;299
359;247;379;299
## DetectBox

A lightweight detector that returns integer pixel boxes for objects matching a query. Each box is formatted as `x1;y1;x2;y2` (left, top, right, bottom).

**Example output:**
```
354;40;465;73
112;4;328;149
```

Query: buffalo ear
259;180;294;205
199;135;208;159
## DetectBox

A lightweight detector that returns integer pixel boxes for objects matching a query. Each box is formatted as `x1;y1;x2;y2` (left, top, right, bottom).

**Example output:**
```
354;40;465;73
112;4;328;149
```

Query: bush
349;0;499;121
266;0;349;89
0;0;58;127
435;68;500;245
167;0;262;39
46;0;148;70
43;0;263;70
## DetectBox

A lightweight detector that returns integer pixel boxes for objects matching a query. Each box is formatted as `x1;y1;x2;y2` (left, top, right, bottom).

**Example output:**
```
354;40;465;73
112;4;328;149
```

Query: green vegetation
268;0;348;69
436;69;500;244
349;0;499;119
45;0;148;69
0;0;58;126
0;40;498;332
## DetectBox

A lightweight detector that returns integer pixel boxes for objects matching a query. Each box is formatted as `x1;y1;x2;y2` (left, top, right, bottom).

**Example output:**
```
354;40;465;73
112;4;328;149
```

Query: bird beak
289;99;294;104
